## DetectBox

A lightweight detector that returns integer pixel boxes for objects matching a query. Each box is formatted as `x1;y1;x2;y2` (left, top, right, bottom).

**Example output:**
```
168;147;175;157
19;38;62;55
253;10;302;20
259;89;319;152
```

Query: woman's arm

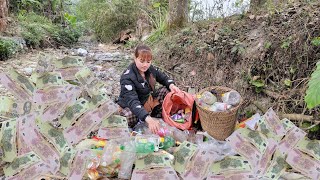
120;79;149;121
121;78;161;133
150;66;175;90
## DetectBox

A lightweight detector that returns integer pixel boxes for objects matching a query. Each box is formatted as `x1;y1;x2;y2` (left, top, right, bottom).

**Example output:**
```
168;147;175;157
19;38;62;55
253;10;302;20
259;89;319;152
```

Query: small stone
207;53;214;61
94;53;123;62
214;33;220;41
23;67;33;76
76;48;88;56
249;15;255;19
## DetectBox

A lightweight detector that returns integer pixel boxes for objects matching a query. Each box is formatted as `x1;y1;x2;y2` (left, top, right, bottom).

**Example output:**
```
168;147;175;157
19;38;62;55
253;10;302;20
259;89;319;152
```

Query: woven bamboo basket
196;86;242;140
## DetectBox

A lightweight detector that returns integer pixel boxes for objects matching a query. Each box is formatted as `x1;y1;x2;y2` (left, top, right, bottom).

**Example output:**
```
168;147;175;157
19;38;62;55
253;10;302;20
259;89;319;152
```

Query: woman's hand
145;116;160;134
169;84;180;93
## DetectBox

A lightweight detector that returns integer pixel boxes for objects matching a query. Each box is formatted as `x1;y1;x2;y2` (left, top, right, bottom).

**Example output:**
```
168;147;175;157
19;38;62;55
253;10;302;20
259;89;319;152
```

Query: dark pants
119;87;169;128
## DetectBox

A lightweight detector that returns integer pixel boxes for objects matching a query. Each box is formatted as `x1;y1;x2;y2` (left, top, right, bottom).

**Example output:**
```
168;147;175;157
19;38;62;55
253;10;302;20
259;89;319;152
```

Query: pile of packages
196;90;241;111
0;55;319;180
0;55;121;179
218;108;320;180
81;116;235;180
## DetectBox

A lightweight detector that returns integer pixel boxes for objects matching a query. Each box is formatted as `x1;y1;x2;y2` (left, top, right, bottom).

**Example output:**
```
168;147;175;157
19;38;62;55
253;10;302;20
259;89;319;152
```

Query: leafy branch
305;61;320;109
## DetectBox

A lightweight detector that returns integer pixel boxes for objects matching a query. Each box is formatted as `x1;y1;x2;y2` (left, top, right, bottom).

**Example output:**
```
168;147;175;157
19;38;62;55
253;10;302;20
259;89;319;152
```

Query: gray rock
214;33;220;41
76;48;88;56
93;52;123;62
88;53;95;57
112;52;121;57
23;67;33;76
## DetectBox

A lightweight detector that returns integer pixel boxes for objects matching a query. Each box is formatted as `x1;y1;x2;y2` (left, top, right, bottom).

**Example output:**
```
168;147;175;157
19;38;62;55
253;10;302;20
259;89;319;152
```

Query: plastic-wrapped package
197;132;237;161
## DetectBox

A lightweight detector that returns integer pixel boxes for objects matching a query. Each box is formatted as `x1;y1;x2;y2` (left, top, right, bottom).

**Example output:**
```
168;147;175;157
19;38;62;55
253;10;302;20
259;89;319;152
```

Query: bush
0;38;20;61
76;0;139;42
52;27;82;47
18;12;81;47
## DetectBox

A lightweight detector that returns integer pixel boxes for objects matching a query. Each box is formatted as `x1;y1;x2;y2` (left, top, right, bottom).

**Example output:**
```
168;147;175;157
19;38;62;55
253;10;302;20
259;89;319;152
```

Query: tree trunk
168;0;188;30
250;0;267;11
136;0;152;40
0;0;8;32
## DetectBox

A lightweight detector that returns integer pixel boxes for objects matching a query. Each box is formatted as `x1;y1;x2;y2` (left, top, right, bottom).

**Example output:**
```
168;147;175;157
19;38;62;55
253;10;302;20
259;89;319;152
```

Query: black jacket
117;63;174;121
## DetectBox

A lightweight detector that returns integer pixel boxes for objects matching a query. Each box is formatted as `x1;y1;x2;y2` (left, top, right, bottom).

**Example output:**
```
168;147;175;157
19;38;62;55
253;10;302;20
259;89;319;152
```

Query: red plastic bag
162;90;195;130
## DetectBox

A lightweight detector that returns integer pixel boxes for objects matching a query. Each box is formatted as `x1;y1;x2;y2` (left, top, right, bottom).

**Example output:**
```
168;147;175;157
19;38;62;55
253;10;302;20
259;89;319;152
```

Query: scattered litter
0;55;319;180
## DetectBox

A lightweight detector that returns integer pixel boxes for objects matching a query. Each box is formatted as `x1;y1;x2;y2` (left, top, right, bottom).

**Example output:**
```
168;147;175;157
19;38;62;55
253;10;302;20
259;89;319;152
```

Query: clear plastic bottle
221;90;241;106
158;127;170;137
133;122;150;134
118;141;136;179
172;128;188;142
209;102;232;111
200;91;217;105
159;136;175;150
158;119;188;142
135;141;155;153
100;141;117;166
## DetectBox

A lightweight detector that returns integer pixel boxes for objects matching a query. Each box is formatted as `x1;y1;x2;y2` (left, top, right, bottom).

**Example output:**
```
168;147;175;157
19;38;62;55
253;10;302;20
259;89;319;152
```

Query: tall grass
76;0;138;42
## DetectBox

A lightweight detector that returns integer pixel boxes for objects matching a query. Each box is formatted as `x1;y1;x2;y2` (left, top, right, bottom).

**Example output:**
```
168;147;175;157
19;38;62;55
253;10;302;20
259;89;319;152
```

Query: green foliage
219;26;232;35
124;40;139;49
145;1;169;44
249;79;265;93
181;27;193;36
305;61;320;109
18;12;80;47
52;27;81;47
245;110;254;118
281;36;292;49
18;12;57;47
9;0;68;22
21;0;42;8
302;122;320;132
0;39;21;61
284;79;292;87
76;0;138;42
231;40;245;54
235;0;244;7
64;13;77;28
264;41;272;49
311;37;320;46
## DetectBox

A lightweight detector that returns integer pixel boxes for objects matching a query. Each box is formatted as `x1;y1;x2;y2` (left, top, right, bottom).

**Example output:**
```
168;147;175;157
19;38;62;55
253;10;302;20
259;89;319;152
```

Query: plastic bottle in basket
209;102;232;111
221;90;241;106
200;91;217;105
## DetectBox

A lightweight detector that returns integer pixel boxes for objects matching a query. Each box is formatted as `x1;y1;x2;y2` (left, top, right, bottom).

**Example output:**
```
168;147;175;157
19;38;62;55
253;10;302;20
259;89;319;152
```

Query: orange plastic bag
162;90;195;130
